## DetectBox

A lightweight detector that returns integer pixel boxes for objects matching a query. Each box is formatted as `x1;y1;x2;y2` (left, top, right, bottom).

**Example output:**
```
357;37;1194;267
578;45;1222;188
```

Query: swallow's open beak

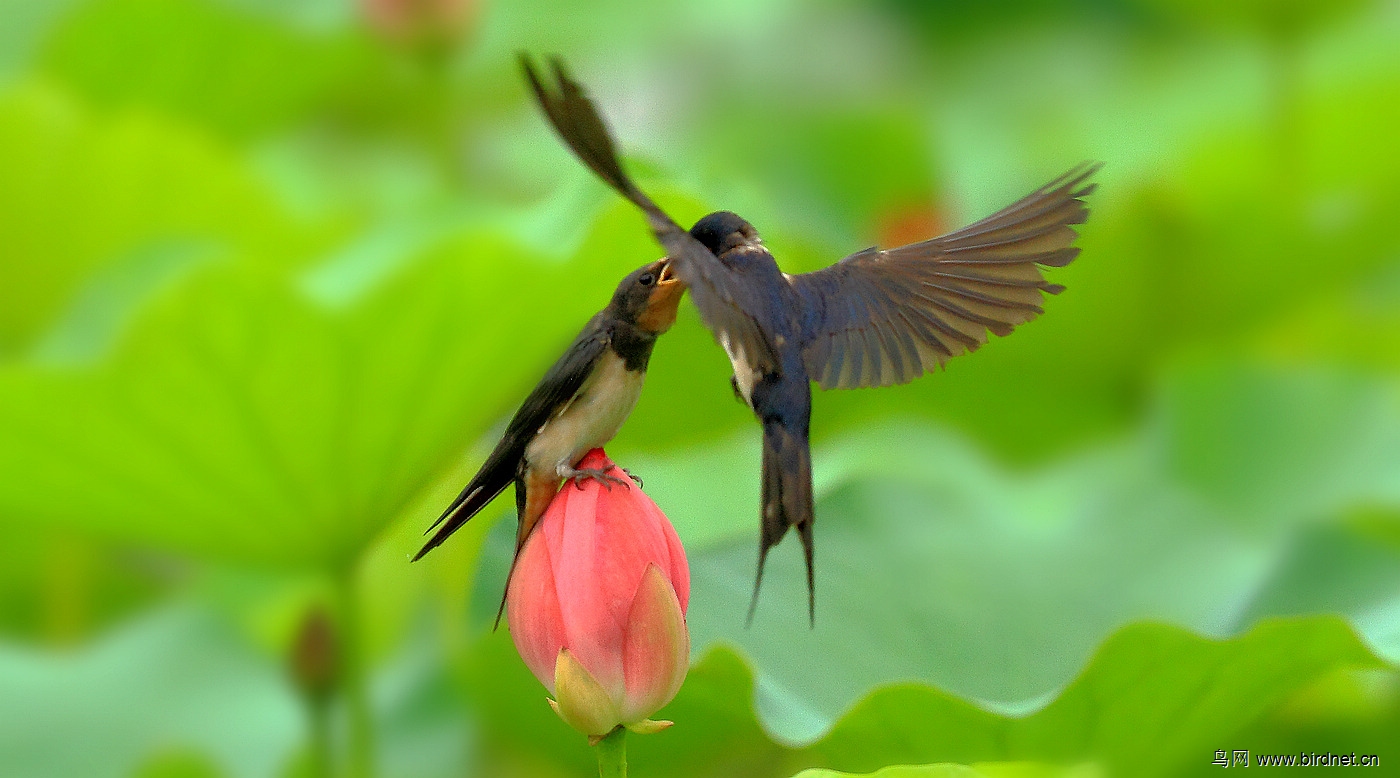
657;257;680;287
640;258;686;333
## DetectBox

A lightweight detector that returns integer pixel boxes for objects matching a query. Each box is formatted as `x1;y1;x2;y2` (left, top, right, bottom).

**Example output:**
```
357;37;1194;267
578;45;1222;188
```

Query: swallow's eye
639;272;656;287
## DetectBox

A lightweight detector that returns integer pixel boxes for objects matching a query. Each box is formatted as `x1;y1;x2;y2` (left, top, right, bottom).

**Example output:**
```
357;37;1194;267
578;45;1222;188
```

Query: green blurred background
2;0;1399;776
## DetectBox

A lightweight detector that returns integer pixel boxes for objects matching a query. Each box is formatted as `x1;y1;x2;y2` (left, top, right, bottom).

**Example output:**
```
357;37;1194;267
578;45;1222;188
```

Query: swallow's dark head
690;211;761;257
610;258;685;334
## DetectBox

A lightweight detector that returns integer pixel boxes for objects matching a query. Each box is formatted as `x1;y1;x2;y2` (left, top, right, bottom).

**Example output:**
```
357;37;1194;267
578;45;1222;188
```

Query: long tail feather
412;458;515;562
751;420;815;626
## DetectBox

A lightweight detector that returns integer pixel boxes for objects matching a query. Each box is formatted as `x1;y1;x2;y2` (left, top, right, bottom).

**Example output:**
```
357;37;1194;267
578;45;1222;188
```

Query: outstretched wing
520;54;779;375
791;163;1099;390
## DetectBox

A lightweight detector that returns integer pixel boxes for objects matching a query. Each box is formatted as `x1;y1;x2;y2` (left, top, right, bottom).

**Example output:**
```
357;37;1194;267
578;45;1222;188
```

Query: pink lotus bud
506;448;690;737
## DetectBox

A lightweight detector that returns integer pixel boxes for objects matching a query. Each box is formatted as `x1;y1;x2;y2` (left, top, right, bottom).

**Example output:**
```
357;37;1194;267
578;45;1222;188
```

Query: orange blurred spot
877;203;947;248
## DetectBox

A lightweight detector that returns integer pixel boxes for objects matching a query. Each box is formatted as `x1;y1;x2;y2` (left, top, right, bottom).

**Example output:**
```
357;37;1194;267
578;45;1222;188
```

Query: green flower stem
595;727;627;778
334;569;375;778
307;698;332;778
43;530;89;646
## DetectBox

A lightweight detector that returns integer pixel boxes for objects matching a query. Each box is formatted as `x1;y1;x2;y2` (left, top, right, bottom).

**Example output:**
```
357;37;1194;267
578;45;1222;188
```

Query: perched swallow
412;258;685;622
522;55;1098;624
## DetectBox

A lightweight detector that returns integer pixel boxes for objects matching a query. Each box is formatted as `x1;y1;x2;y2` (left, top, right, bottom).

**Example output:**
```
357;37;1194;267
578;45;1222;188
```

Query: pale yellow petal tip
552;649;621;737
625;718;673;735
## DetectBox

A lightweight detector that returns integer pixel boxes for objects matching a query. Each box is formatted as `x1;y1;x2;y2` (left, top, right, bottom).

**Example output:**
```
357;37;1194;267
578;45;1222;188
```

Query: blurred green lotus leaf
0;604;301;778
0;599;472;778
1134;0;1368;37
0;523;174;643
0;83;320;359
802;618;1382;777
39;0;378;140
710;105;940;251
133;751;227;778
0;227;620;569
0;0;78;75
1158;361;1400;527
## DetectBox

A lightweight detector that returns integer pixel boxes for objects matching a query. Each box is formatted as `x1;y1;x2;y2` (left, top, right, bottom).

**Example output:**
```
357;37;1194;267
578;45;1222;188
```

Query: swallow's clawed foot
622;468;643;487
563;466;632;491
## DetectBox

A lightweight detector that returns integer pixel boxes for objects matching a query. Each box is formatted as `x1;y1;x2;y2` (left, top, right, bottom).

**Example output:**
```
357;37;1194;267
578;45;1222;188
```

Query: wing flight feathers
793;163;1100;389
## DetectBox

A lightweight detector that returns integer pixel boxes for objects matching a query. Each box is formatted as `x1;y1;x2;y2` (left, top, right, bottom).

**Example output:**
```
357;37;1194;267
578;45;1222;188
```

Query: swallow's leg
560;464;631;491
621;468;643;487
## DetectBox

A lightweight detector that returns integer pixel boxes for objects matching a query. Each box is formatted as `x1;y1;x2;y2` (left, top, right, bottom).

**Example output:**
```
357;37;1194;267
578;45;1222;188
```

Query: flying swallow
521;55;1098;624
412;258;685;623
